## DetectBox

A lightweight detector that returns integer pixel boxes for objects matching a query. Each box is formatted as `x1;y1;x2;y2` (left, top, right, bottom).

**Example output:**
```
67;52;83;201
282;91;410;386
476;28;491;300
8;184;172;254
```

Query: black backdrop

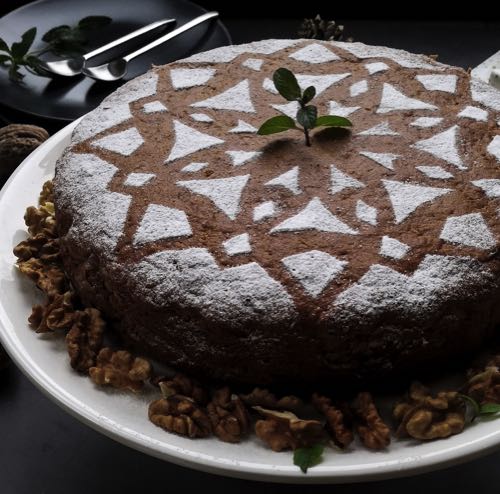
1;0;499;19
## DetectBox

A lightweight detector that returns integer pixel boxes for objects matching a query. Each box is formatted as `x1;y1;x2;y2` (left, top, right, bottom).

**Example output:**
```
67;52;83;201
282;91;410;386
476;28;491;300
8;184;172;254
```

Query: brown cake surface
54;39;500;386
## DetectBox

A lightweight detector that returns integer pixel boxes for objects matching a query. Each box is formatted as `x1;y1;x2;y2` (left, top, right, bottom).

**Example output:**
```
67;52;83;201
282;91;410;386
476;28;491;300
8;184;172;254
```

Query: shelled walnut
207;387;250;443
254;406;326;452
89;348;151;392
29;290;74;333
393;382;465;441
464;358;500;405
240;387;303;412
149;395;212;438
353;392;391;450
154;373;208;404
312;393;353;448
66;308;105;372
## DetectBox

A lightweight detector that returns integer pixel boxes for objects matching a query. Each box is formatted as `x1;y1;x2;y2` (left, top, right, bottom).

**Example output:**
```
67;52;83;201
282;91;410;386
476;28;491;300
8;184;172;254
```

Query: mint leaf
479;403;500;415
297;105;318;130
78;16;112;31
302;86;316;105
273;68;301;101
0;38;9;53
293;444;324;473
258;115;297;135
42;25;71;43
315;115;353;128
11;27;36;60
8;64;24;81
0;54;10;64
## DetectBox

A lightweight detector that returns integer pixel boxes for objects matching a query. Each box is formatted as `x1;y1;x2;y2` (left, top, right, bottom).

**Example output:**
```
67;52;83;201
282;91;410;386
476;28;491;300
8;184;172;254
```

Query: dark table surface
1;18;500;494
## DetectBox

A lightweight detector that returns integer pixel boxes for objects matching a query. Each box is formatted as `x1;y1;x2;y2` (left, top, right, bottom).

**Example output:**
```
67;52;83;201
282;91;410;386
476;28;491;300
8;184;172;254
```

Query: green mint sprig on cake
257;67;352;147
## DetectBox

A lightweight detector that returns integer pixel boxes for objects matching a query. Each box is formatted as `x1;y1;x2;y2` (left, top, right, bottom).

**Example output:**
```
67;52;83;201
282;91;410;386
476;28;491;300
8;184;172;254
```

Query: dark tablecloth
1;19;500;494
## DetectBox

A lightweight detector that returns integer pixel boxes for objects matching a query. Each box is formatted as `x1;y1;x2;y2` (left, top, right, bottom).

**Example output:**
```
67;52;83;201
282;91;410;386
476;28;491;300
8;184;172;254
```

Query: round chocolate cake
54;39;500;386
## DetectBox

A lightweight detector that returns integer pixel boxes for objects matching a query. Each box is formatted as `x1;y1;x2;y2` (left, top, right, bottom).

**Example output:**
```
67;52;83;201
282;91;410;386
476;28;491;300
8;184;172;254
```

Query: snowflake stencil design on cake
62;39;500;305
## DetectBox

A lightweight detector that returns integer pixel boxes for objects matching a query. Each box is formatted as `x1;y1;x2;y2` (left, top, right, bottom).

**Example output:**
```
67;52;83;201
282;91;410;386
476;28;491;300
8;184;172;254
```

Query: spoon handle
82;18;177;61
123;11;219;63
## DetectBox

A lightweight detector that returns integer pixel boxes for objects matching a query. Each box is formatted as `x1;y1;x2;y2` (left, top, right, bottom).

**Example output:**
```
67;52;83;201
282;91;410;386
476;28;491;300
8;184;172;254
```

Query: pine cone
298;15;353;42
0;124;49;183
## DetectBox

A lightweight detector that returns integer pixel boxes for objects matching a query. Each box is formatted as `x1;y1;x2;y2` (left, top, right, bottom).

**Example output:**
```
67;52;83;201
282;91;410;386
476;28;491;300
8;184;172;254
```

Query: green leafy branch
459;394;500;422
257;67;352;147
293;444;325;473
0;16;111;82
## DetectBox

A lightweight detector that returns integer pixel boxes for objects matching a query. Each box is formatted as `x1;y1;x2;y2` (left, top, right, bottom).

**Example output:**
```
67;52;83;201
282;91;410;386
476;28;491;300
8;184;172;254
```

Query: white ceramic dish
1;121;500;484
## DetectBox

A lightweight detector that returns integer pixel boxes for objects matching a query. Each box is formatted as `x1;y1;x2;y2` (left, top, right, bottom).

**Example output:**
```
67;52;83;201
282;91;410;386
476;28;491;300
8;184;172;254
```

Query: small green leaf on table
11;27;36;60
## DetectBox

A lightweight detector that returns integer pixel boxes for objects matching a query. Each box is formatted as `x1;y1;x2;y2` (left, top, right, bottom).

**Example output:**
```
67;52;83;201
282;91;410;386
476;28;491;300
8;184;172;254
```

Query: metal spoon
38;18;177;77
82;11;219;81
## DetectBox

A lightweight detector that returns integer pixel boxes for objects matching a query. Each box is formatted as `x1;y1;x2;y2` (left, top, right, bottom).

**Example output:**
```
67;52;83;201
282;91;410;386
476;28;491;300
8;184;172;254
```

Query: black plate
0;0;231;122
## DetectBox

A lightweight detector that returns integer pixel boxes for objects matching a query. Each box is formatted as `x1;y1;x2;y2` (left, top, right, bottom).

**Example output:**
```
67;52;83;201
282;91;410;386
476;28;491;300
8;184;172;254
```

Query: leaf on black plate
296;105;318;130
315;115;353;128
273;67;302;101
8;64;24;81
0;54;11;64
293;444;325;473
11;27;37;60
42;25;71;43
258;115;297;135
0;37;9;53
78;16;112;31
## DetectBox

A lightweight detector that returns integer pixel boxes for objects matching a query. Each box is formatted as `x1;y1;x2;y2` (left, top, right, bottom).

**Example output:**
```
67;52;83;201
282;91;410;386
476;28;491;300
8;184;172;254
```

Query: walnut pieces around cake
312;393;354;449
254;406;326;452
88;348;151;392
66;308;105;372
155;373;208;405
393;382;466;441
353;392;391;450
207;387;250;443
149;395;212;438
240;387;303;412
464;355;500;405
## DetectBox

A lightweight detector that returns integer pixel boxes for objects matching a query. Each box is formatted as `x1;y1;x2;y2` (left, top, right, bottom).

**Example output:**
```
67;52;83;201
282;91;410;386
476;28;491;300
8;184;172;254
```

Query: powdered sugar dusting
330;165;365;195
357;121;399;136
180;162;208;173
177;175;250;220
411;125;466;169
416;74;457;93
380;236;410;259
229;120;257;133
265;166;301;195
226;150;262;167
359;151;399;170
282;250;347;297
440;213;496;250
410;117;443;128
91;127;144;156
458;106;488;122
377;83;438;113
124;172;155;186
271;197;358;234
272;101;299;118
143;101;167;113
470;78;500;111
329;101;360;117
223;233;252;256
365;62;389;74
165;121;224;163
472;179;500;198
289;43;340;63
487;135;500;161
72;72;158;143
191;79;255;113
350;80;368;97
253;201;277;222
54;153;131;255
416;166;453;179
170;68;216;89
190;113;214;123
356;200;377;225
382;180;451;223
134;204;192;245
242;58;264;71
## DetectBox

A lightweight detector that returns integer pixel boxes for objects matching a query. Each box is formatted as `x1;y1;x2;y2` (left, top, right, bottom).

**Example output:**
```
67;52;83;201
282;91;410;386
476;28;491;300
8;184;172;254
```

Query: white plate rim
1;121;500;484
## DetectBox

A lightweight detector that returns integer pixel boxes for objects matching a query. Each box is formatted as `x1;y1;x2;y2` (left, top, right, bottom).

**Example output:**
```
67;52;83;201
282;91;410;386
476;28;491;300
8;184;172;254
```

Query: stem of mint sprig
257;67;352;147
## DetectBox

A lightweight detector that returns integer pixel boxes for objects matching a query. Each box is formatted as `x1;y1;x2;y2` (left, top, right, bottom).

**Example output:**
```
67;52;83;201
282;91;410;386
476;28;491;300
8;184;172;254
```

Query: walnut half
254;406;326;452
353;392;391;450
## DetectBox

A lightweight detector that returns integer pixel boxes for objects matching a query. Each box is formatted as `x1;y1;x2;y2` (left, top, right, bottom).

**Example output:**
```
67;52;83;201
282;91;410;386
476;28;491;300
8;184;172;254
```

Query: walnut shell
0;124;49;179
